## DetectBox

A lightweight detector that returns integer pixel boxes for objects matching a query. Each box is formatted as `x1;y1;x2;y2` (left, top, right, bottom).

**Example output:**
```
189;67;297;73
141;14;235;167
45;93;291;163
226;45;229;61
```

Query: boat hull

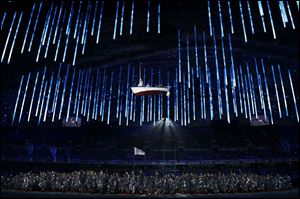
131;87;169;96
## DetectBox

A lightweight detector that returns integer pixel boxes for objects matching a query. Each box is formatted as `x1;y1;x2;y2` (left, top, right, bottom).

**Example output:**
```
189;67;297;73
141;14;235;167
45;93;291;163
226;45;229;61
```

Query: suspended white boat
131;65;170;96
131;85;170;96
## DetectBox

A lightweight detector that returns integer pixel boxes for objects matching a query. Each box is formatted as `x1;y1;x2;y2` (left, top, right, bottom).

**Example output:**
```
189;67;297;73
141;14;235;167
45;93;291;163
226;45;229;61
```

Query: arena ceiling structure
0;0;299;131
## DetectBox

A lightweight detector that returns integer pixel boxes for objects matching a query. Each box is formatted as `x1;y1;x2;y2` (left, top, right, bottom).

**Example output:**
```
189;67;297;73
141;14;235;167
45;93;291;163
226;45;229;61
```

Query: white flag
134;147;145;156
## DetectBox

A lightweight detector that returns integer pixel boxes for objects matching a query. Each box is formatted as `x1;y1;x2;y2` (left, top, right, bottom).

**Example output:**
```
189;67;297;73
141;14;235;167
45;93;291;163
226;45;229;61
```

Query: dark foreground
1;189;299;198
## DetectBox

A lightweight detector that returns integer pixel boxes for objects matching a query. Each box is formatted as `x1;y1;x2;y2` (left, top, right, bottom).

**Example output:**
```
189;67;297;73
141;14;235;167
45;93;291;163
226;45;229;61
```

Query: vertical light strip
113;1;120;40
29;2;43;52
286;1;295;29
120;0;125;36
147;0;150;32
28;72;39;122
228;1;234;34
91;1;98;36
261;59;273;124
288;70;299;122
239;1;247;43
218;1;224;37
247;1;254;34
278;64;288;117
258;1;267;32
11;76;24;126
186;34;191;88
266;1;276;39
271;65;282;118
96;0;104;44
1;12;17;63
194;26;199;78
208;1;212;36
43;72;54;122
8;12;23;64
130;0;134;35
158;0;160;34
21;4;35;53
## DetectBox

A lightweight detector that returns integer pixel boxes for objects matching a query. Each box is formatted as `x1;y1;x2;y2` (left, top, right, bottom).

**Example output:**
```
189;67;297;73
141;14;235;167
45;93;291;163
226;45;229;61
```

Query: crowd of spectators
1;170;293;194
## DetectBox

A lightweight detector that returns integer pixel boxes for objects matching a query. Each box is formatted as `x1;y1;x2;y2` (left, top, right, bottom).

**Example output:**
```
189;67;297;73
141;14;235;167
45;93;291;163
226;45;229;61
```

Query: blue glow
130;0;134;35
28;2;42;52
11;75;24;126
44;7;58;58
247;1;254;34
87;75;94;122
208;1;212;36
42;2;54;46
286;1;295;29
158;0;160;34
38;81;48;125
221;38;230;123
36;67;47;116
194;26;199;78
53;1;64;43
1;12;6;30
117;66;122;118
107;72;114;124
239;1;247;43
113;1;119;40
257;1;266;32
125;64;130;118
278;64;288;117
271;65;282;118
208;69;213;120
43;72;54;122
266;1;276;39
239;65;247;118
81;2;91;55
228;1;234;34
218;1;224;37
1;12;16;63
73;2;82;39
147;0;150;32
261;59;273;124
236;66;243;114
213;28;222;118
178;30;182;82
288;70;299;122
244;74;251;121
73;14;83;65
203;31;208;83
199;70;203;119
246;63;254;115
8;12;23;64
186;34;191;88
191;68;195;120
54;9;66;61
250;74;258;118
130;67;135;120
59;64;70;120
91;1;98;36
278;1;288;28
21;4;35;53
66;69;76;122
28;72;39;122
96;0;104;44
120;1;125;36
74;70;82;115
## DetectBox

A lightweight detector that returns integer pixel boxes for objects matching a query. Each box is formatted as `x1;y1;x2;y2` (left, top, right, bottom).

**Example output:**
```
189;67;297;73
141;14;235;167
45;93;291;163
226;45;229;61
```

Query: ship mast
138;63;143;87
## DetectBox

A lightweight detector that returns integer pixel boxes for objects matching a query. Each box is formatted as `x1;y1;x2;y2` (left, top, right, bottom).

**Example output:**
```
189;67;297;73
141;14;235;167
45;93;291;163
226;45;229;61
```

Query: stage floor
1;189;299;198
